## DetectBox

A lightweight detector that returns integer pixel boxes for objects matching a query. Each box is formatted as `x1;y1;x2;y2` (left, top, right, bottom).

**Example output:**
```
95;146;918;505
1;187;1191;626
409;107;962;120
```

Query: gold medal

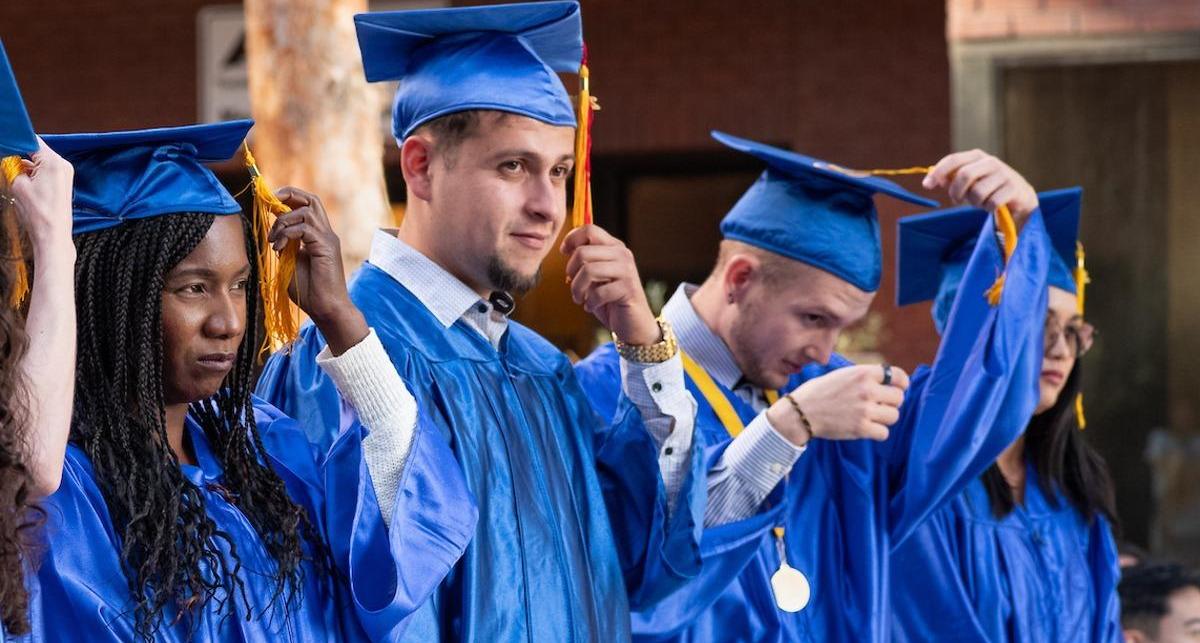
771;527;811;613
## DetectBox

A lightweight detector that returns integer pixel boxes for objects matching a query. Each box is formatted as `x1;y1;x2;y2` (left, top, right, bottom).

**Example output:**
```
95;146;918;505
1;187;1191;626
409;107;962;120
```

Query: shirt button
664;447;674;456
475;303;487;313
651;382;663;393
771;463;786;476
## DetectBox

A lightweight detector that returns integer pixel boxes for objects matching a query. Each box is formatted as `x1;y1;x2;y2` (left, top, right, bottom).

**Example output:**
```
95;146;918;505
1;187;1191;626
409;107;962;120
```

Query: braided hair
0;204;38;636
71;212;315;639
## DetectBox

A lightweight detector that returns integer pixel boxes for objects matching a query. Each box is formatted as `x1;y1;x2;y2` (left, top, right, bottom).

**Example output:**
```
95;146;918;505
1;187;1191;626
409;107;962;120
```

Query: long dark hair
981;360;1118;524
0;205;39;636
71;212;315;639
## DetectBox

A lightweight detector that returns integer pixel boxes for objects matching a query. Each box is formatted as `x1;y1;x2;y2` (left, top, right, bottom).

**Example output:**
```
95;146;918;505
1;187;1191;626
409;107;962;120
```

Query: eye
800;313;827;328
499;160;524;175
232;278;250;292
550;164;572;180
178;283;206;295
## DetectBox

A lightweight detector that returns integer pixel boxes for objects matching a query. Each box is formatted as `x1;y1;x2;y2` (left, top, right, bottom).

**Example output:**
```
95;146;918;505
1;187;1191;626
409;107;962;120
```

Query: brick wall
0;0;952;369
949;0;1200;41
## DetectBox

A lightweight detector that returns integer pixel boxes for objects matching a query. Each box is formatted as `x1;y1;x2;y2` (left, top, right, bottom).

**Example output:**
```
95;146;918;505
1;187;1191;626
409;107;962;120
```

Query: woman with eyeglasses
890;188;1121;642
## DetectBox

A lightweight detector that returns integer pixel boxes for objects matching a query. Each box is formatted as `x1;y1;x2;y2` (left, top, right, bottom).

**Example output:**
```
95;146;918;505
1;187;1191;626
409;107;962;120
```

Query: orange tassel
571;45;597;229
242;145;299;356
1;155;29;308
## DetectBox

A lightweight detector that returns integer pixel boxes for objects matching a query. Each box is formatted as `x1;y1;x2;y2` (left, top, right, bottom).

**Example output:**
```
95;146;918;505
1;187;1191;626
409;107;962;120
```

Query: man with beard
259;3;711;640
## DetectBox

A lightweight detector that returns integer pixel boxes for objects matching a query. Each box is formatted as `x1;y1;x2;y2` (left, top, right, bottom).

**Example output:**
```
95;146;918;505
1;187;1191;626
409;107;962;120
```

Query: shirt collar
661;283;744;391
368;230;489;329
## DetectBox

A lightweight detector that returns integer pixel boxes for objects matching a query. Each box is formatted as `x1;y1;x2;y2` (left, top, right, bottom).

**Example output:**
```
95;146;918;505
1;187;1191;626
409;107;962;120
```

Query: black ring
881;363;893;387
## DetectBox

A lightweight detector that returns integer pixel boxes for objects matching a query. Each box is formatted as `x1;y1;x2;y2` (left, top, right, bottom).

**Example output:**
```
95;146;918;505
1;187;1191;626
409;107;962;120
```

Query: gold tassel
242;144;299;356
1075;392;1087;430
824;163;1018;306
1;155;29;308
1073;241;1091;429
571;46;598;230
1074;241;1090;317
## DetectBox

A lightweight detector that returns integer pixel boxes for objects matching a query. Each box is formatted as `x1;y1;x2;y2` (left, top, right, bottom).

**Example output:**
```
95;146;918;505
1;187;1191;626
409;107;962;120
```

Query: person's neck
396;217;492;299
997;436;1026;503
689;279;733;346
164;402;195;466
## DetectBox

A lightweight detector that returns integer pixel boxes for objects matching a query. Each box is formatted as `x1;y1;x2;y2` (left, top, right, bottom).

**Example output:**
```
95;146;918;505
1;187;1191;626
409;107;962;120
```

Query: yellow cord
243;145;300;356
824;163;1018;306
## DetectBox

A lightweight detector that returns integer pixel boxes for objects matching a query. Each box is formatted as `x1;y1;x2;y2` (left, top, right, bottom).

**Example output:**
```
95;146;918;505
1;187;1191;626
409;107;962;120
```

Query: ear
1123;628;1149;643
723;254;760;303
400;135;435;203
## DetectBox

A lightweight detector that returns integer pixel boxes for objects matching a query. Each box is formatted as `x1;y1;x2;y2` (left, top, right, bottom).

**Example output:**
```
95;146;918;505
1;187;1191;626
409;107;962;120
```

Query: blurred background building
3;0;1197;559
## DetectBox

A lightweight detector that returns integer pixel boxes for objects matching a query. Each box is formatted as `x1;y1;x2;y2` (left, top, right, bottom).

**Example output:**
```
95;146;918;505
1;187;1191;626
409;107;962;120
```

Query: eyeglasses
1044;316;1095;357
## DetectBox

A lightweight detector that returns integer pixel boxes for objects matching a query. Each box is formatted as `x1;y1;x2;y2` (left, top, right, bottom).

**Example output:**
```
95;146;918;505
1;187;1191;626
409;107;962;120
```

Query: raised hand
561;224;660;347
266;187;367;356
923;150;1039;230
9;137;75;256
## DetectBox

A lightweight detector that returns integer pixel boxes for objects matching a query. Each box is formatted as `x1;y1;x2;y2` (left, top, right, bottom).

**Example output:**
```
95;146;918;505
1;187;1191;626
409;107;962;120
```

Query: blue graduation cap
354;0;583;140
713;131;939;293
897;186;1083;331
42;121;252;236
0;39;38;158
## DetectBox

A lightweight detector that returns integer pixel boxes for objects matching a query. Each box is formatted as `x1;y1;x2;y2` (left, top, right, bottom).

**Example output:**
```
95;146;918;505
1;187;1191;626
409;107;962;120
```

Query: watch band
613;317;678;364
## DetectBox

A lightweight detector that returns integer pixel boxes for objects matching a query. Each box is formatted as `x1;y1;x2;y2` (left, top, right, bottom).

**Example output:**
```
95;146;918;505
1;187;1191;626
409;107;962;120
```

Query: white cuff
317;328;417;529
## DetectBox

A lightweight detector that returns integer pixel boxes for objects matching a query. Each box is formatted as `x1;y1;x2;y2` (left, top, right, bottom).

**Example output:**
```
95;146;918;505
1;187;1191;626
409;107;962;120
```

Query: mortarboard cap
897;186;1083;332
0;40;37;159
42;120;252;236
355;0;583;141
713;130;939;293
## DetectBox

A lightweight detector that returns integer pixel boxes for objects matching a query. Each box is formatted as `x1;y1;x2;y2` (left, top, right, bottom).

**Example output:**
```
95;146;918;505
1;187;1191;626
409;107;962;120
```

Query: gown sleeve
33;452;140;642
255;389;477;641
879;207;1052;547
581;363;706;610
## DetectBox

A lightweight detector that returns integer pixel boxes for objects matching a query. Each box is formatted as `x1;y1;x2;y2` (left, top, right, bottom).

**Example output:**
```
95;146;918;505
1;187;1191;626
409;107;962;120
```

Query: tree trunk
243;0;388;270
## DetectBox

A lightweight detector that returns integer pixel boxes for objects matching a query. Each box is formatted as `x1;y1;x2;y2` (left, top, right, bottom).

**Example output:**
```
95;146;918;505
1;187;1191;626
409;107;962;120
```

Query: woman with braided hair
32;121;476;641
0;39;78;637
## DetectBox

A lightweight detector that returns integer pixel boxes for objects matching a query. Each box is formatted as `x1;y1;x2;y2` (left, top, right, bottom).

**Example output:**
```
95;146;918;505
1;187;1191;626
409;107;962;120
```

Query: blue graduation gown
33;397;476;641
573;210;1053;642
255;263;704;642
890;464;1121;642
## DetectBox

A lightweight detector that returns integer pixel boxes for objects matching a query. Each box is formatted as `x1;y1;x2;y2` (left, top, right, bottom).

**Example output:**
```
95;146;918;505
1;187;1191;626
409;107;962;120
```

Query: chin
1035;385;1062;415
759;371;791;391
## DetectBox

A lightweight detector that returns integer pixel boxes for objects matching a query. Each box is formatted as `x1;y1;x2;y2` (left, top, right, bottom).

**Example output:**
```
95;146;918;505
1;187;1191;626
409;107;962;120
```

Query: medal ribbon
680;350;807;611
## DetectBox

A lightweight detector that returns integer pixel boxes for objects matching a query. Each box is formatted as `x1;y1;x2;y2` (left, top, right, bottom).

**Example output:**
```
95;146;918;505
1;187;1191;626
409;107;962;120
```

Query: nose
203;290;245;341
804;330;838;366
1045;327;1071;359
524;173;563;226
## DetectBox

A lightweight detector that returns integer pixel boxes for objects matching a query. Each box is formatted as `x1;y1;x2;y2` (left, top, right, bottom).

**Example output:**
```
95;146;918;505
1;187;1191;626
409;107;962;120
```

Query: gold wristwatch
613;317;678;364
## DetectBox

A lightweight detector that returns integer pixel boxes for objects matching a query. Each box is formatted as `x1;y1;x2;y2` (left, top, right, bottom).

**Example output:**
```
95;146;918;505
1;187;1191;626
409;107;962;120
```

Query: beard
727;294;789;390
486;254;541;294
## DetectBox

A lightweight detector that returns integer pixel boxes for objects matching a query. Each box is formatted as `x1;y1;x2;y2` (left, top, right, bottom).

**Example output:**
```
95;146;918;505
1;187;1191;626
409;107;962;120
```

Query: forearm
21;241;76;496
704;412;803;526
316;329;417;529
620;353;696;515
